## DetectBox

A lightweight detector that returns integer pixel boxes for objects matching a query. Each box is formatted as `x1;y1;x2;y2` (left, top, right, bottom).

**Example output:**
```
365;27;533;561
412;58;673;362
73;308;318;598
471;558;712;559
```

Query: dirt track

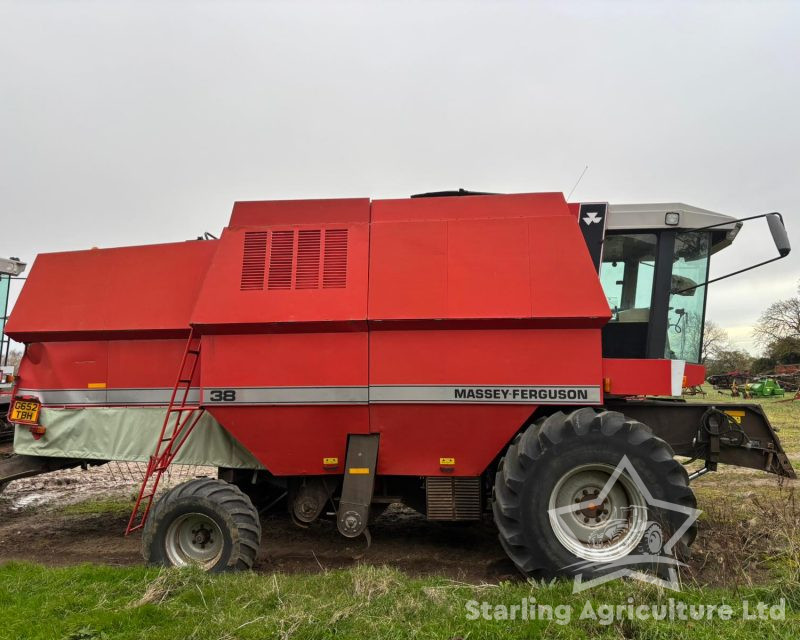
0;503;520;581
0;462;517;581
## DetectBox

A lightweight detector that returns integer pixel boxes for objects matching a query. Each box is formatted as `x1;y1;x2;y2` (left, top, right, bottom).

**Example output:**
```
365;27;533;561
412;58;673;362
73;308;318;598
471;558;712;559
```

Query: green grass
61;498;134;517
0;562;797;640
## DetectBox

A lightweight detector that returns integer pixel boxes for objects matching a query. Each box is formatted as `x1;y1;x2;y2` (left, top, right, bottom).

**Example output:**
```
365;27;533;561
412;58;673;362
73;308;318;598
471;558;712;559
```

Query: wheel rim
548;463;648;563
164;513;224;569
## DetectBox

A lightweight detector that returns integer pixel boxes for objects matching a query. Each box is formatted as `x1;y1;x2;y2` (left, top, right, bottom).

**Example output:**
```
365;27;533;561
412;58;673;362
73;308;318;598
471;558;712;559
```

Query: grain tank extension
3;191;794;577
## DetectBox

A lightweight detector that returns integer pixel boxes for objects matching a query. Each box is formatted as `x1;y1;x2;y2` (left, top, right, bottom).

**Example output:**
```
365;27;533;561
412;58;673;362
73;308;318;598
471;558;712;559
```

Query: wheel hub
548;463;648;563
165;513;224;569
191;525;213;547
575;488;609;522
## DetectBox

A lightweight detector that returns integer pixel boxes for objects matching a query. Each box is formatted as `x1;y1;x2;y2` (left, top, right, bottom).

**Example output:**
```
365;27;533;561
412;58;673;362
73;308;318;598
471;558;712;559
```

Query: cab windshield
599;230;711;364
665;231;711;363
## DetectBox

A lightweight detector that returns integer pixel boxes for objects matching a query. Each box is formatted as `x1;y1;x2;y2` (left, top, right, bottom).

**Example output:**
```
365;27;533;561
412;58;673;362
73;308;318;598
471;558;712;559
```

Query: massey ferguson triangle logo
582;211;602;225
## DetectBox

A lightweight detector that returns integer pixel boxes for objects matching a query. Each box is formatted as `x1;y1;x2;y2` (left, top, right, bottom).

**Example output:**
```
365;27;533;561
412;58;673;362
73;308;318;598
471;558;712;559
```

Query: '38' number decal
208;389;236;402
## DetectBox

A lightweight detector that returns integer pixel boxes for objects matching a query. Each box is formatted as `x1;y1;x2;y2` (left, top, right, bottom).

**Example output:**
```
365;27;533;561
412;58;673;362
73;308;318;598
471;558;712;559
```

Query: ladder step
127;330;206;536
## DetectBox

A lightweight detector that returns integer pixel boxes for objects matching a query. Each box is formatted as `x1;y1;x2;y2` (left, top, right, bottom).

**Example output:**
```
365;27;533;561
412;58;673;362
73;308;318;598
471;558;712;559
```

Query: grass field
1;562;798;640
1;388;799;639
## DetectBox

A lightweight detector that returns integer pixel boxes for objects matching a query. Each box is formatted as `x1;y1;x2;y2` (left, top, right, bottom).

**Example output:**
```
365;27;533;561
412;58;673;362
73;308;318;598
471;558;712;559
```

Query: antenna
566;165;589;201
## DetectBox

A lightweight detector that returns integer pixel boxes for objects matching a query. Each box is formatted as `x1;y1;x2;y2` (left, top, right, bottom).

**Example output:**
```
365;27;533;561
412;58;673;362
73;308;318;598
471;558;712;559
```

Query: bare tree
705;348;753;376
753;281;800;347
701;320;731;364
4;349;23;369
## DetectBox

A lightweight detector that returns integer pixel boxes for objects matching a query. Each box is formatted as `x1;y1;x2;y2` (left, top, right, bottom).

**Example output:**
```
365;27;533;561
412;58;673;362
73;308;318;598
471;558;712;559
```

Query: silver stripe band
204;386;369;405
18;385;601;406
17;388;202;406
369;385;602;404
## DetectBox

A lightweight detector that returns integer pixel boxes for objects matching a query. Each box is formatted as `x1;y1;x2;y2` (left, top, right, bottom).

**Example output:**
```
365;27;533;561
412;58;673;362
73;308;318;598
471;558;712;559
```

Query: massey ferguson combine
2;191;794;577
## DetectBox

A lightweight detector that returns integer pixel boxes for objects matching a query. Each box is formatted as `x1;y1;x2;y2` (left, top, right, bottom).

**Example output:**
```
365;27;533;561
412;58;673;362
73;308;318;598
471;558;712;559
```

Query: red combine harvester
2;191;794;577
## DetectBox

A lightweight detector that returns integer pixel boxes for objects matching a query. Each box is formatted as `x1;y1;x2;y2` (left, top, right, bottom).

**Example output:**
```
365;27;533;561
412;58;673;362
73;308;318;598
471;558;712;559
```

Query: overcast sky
1;0;798;353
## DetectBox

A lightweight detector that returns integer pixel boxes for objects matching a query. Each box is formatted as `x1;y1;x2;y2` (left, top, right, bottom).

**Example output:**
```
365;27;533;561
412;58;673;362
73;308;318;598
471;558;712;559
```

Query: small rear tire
142;478;261;571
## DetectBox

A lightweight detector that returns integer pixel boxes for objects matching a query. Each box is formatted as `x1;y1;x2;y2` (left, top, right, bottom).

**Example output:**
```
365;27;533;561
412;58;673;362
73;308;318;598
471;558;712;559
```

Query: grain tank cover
191;198;371;329
6;241;217;342
191;192;610;331
368;192;611;324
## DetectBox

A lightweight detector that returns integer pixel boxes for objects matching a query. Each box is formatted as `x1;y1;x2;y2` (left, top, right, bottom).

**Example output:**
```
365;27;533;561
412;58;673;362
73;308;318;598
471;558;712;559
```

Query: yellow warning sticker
439;457;455;466
348;467;370;475
323;457;339;466
724;410;745;424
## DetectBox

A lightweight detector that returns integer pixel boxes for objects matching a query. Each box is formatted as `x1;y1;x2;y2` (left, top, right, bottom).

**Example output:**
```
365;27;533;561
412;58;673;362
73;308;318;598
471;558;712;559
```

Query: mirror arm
672;211;790;295
673;256;785;295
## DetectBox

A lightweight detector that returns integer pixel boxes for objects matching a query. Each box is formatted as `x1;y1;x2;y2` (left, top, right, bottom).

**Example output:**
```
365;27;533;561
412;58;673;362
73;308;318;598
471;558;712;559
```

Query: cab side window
599;234;657;322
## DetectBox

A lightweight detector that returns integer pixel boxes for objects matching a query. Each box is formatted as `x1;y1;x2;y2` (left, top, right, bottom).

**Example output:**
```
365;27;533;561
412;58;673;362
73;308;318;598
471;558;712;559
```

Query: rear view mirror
767;213;791;257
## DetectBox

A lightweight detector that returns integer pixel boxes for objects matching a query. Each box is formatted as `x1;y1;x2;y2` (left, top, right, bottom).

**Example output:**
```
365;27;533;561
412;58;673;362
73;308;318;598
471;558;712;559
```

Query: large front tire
492;408;697;580
142;478;261;572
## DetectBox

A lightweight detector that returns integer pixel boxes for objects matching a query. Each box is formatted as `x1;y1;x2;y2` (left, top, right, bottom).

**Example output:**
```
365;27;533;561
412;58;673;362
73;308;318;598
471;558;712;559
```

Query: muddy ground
0;457;518;581
1;453;791;587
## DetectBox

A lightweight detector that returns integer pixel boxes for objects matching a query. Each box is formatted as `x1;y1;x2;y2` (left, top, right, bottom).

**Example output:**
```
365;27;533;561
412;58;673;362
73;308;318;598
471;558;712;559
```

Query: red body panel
372;405;535;476
6;241;217;342
370;328;603;475
15;339;196;406
602;358;684;397
18;341;109;392
369;329;602;384
368;194;609;324
230;198;370;227
200;332;368;473
205;406;365;475
7;193;688;478
200;333;367;388
685;363;706;386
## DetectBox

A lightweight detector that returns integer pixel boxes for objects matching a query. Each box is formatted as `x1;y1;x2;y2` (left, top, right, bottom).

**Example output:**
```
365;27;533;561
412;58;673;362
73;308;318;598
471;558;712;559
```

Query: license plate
10;397;41;425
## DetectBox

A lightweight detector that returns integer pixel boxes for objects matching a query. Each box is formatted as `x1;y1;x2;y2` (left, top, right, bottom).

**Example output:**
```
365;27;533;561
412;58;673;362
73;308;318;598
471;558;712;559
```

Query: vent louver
296;230;321;289
426;477;482;521
242;227;348;292
240;231;268;291
323;229;348;288
268;230;294;290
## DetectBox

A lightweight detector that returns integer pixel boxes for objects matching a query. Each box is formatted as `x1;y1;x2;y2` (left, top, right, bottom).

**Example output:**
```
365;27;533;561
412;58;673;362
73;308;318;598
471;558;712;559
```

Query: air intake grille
241;227;348;291
323;229;348;288
240;231;268;290
426;477;482;521
268;230;294;290
296;230;321;289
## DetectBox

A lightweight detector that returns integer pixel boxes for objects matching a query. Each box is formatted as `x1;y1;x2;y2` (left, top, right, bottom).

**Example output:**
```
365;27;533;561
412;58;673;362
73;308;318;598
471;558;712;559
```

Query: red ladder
126;330;205;535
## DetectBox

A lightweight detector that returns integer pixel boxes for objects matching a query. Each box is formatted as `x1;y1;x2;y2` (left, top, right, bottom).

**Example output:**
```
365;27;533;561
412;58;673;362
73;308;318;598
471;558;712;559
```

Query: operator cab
598;204;741;364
